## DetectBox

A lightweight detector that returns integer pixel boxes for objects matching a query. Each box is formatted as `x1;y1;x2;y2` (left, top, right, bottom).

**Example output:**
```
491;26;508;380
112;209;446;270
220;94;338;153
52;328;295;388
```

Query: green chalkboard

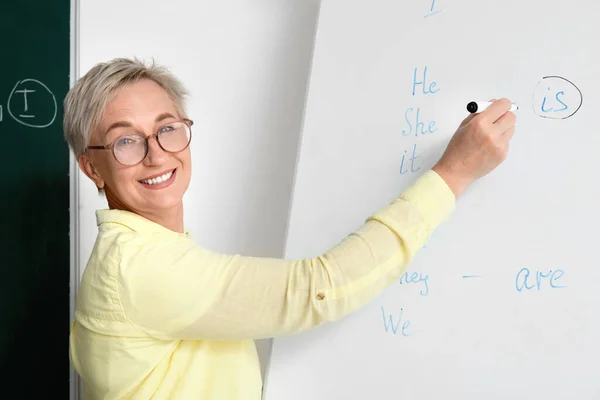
0;0;70;395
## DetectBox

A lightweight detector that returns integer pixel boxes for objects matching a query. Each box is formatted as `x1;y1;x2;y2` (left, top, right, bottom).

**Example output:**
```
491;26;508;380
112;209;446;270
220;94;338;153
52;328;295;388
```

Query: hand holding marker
467;101;519;113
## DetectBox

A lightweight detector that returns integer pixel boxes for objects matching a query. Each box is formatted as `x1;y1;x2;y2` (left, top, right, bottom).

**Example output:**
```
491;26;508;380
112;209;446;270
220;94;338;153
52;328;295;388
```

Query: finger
502;143;510;158
502;126;516;141
480;98;513;123
493;110;517;134
459;113;477;128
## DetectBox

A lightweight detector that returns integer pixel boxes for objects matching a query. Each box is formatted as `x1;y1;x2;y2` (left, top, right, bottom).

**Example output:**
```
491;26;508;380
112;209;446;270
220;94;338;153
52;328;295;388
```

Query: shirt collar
96;209;191;237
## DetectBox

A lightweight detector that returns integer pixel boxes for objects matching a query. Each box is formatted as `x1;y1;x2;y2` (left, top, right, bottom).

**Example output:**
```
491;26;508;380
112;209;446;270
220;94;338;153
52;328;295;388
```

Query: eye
159;124;176;134
115;135;143;147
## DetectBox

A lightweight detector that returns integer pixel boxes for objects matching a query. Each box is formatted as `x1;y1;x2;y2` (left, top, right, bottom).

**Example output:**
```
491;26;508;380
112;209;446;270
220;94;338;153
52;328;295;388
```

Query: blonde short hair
63;57;189;157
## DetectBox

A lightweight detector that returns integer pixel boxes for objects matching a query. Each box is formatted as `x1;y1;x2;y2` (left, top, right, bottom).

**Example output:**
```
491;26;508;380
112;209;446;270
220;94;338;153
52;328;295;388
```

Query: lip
139;168;177;182
138;168;177;190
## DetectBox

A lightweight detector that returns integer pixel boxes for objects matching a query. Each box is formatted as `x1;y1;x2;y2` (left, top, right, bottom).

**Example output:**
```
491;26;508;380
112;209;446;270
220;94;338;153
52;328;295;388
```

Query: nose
143;136;169;166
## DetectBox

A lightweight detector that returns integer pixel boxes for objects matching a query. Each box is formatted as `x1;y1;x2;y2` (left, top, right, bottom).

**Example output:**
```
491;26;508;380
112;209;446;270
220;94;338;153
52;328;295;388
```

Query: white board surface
264;1;600;399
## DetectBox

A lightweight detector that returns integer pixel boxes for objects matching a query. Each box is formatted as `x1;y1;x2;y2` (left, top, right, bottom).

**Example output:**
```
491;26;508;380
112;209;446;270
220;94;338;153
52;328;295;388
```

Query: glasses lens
113;135;147;166
157;122;191;153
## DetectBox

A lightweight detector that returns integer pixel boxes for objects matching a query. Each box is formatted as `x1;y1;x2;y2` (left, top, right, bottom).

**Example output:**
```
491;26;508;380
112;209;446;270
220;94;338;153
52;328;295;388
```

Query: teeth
140;170;174;185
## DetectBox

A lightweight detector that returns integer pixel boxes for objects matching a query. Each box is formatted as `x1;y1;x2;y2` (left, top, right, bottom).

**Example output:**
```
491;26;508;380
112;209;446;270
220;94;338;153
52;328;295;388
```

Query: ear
78;152;105;190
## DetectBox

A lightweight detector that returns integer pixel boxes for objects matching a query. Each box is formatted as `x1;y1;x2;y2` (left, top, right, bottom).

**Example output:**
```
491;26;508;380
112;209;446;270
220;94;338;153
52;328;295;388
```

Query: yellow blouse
70;169;455;399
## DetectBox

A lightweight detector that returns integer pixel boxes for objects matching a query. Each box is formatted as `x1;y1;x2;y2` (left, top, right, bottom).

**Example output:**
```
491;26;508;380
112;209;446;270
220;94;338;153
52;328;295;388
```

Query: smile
139;169;176;186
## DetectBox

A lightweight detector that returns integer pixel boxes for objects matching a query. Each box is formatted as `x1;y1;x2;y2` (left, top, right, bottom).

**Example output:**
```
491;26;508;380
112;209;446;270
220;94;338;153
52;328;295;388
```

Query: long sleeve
116;170;455;341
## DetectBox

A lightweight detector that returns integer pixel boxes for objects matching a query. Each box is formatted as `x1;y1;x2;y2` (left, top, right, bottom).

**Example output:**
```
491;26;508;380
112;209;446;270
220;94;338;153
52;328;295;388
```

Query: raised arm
117;99;517;341
118;170;452;341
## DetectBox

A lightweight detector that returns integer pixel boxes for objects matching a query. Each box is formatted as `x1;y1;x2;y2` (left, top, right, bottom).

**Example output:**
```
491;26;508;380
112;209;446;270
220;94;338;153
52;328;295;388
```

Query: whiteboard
264;0;600;399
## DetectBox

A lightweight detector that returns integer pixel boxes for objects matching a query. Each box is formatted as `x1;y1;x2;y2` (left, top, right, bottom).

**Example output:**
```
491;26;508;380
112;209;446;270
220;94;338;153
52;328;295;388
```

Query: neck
136;204;185;233
105;188;185;233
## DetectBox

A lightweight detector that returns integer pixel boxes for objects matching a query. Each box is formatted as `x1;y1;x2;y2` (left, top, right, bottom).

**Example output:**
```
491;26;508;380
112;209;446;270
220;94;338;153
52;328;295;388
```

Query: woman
67;58;516;399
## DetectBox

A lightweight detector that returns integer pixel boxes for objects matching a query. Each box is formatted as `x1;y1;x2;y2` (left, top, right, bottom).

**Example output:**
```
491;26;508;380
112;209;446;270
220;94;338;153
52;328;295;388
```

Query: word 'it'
399;271;430;296
381;307;413;336
399;143;422;175
515;267;567;292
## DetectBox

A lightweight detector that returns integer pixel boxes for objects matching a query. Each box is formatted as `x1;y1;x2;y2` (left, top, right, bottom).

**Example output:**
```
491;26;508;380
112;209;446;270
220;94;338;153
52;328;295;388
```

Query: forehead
102;79;178;125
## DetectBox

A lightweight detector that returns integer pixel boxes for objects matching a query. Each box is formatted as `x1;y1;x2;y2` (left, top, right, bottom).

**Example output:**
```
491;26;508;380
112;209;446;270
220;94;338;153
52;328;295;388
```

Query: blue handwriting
400;271;430;296
412;66;440;96
541;87;568;113
399;143;422;175
381;306;413;336
424;0;441;18
401;107;437;137
515;267;567;292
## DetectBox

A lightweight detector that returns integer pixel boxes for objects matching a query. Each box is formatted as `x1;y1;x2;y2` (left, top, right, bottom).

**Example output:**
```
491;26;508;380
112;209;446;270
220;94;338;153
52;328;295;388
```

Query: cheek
178;150;192;172
182;148;192;164
103;164;139;191
178;152;192;186
94;156;122;185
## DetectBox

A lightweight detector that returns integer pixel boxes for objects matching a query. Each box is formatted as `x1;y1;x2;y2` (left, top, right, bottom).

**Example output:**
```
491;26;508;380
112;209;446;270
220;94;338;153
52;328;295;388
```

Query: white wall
75;0;320;380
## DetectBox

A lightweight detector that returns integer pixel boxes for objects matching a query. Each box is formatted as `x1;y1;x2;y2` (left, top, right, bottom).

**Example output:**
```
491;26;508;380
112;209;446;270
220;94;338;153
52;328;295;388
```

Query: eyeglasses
87;119;193;166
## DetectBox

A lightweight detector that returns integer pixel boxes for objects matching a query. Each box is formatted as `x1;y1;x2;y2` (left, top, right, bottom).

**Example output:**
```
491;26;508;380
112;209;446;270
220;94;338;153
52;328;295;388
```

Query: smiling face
79;79;192;219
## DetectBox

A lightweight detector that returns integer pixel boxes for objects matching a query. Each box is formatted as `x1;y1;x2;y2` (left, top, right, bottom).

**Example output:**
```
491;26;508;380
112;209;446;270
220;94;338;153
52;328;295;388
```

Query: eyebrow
155;112;177;123
104;120;133;134
104;112;178;135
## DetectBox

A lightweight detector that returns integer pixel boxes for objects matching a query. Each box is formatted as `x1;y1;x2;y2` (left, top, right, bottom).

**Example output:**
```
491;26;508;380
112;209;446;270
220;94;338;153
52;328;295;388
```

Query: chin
149;192;185;210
